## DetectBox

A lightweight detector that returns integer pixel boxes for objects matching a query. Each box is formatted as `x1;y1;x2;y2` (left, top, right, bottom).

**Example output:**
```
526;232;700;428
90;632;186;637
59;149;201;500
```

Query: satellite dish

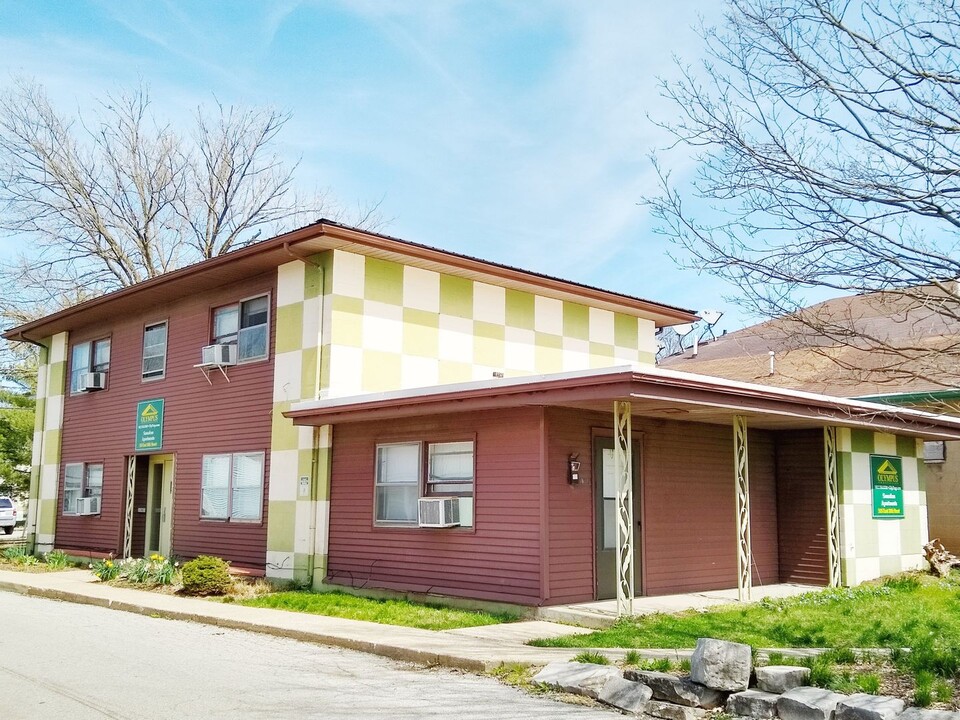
699;310;724;342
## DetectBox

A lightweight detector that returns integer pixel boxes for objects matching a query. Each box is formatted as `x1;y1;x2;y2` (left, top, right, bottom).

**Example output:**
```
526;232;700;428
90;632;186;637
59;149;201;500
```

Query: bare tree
0;78;387;380
649;0;960;389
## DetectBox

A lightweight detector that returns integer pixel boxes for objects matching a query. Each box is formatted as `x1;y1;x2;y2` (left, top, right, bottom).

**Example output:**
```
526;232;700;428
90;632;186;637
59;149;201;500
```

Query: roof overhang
4;221;696;343
285;365;960;440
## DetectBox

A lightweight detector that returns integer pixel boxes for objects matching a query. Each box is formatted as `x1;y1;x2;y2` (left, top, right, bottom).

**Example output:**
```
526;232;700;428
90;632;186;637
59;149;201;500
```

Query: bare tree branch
648;0;960;389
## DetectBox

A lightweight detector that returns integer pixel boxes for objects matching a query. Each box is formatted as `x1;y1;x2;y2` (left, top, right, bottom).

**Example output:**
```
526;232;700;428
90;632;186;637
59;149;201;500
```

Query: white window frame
142;321;168;381
374;440;475;528
69;338;111;394
200;452;265;522
212;294;270;364
62;462;104;515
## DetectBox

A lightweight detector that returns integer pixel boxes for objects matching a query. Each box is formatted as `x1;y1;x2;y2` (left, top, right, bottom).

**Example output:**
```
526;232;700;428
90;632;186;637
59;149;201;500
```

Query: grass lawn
530;573;960;651
235;590;519;631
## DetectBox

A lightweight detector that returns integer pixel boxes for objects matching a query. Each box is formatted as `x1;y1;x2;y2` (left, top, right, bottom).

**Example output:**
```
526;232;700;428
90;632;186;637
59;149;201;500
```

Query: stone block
727;689;781;719
756;666;811;694
644;699;706;720
531;661;621;699
899;709;960;720
835;694;905;720
777;687;848;720
690;637;753;691
597;676;653;713
624;670;727;708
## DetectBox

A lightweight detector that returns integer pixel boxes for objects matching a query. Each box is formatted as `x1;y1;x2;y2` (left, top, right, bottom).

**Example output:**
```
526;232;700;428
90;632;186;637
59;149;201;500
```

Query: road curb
0;579;496;673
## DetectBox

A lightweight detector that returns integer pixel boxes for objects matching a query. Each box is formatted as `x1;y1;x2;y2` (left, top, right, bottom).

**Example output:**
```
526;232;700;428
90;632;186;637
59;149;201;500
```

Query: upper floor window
70;338;110;394
142;322;167;380
212;295;269;362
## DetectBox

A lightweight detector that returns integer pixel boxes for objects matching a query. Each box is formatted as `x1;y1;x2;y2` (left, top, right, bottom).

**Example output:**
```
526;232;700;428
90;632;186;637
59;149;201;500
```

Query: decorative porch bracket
614;401;635;617
733;415;752;601
123;456;136;558
823;426;842;587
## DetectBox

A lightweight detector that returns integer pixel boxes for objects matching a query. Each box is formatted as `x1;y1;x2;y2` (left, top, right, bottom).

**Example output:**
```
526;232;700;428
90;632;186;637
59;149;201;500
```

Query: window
212;295;269;362
201;452;264;521
142;322;167;380
70;338;111;393
375;440;475;527
63;463;103;515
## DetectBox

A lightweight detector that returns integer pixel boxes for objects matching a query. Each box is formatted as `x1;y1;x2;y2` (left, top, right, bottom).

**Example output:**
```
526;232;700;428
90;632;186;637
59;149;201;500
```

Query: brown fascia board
4;220;697;344
285;367;960;439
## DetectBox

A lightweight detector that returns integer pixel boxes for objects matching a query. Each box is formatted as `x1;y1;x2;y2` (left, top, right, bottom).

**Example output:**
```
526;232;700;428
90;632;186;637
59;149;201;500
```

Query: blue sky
0;1;748;330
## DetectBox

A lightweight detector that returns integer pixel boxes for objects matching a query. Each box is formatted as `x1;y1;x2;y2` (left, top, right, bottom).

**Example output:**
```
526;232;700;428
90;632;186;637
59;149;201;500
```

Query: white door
145;455;174;557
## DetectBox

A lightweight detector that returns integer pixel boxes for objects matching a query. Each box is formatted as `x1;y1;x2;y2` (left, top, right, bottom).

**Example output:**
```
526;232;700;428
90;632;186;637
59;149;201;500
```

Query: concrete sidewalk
0;568;607;672
0;569;836;673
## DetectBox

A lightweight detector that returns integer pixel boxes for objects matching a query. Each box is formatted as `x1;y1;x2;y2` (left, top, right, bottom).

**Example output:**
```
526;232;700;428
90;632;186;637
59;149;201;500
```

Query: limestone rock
727;689;781;719
644;699;706;720
777;687;848;720
625;670;727;708
531;661;621;699
899;709;960;720
835;694;905;720
690;637;752;691
597;676;653;713
756;666;811;694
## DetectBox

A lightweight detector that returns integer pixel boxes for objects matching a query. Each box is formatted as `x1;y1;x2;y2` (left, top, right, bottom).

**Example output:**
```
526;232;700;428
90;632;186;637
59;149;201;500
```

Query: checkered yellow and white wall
321;250;658;396
32;332;67;553
267;259;329;583
836;428;927;585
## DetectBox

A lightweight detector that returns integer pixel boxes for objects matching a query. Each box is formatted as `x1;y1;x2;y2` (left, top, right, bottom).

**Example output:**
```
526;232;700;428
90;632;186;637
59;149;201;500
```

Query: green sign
135;399;165;451
870;454;904;519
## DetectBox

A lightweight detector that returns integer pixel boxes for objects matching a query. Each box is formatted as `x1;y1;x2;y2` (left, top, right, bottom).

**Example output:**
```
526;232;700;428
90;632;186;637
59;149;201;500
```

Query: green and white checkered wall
265;249;660;584
267;259;328;583
322;250;658;396
33;332;67;553
835;428;926;585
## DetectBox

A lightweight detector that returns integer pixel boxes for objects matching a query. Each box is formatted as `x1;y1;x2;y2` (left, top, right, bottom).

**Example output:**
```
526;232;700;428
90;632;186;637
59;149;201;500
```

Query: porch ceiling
285;365;960;440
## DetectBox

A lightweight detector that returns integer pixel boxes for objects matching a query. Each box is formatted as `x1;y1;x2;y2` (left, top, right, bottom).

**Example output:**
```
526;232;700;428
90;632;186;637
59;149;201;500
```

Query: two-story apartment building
8;220;960;609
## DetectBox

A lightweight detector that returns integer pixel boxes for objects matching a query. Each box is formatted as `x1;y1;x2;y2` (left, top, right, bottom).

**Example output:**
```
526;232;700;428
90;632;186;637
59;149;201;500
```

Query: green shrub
91;557;121;581
933;678;954;703
44;550;69;569
624;650;643;666
573;650;610;665
180;555;232;596
856;672;881;694
914;671;934;707
3;545;31;563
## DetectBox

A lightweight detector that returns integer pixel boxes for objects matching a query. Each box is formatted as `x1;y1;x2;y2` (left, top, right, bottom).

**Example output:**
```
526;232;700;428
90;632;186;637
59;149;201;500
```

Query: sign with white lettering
870;454;904;519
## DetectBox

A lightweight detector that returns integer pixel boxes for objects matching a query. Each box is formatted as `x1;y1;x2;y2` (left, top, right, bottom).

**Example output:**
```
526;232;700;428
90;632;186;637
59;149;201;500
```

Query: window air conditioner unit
80;372;107;391
201;344;237;366
76;497;100;516
923;441;946;464
418;497;460;528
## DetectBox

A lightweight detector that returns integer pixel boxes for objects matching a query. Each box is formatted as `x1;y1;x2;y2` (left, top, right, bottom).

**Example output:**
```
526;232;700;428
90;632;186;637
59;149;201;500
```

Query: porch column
823;427;842;587
614;401;635;617
123;456;136;558
733;415;752;601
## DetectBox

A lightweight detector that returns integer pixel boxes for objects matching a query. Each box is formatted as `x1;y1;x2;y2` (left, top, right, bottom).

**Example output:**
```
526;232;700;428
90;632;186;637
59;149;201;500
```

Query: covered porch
286;365;960;615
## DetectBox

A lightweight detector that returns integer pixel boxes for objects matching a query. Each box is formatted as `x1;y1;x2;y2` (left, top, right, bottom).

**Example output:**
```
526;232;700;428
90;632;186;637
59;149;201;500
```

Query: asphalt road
0;593;613;719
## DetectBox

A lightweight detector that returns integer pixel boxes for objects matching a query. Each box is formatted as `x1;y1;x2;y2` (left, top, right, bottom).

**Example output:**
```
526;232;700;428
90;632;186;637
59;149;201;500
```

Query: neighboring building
7;221;960;609
661;289;960;552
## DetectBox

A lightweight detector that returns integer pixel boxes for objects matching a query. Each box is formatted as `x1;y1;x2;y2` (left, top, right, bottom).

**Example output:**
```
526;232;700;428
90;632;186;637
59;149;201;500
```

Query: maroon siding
545;409;780;600
326;408;544;605
57;272;276;568
544;408;595;604
775;430;829;585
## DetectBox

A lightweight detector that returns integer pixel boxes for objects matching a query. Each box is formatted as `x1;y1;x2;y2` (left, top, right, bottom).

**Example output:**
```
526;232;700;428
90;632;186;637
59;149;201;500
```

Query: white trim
292;364;960;437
